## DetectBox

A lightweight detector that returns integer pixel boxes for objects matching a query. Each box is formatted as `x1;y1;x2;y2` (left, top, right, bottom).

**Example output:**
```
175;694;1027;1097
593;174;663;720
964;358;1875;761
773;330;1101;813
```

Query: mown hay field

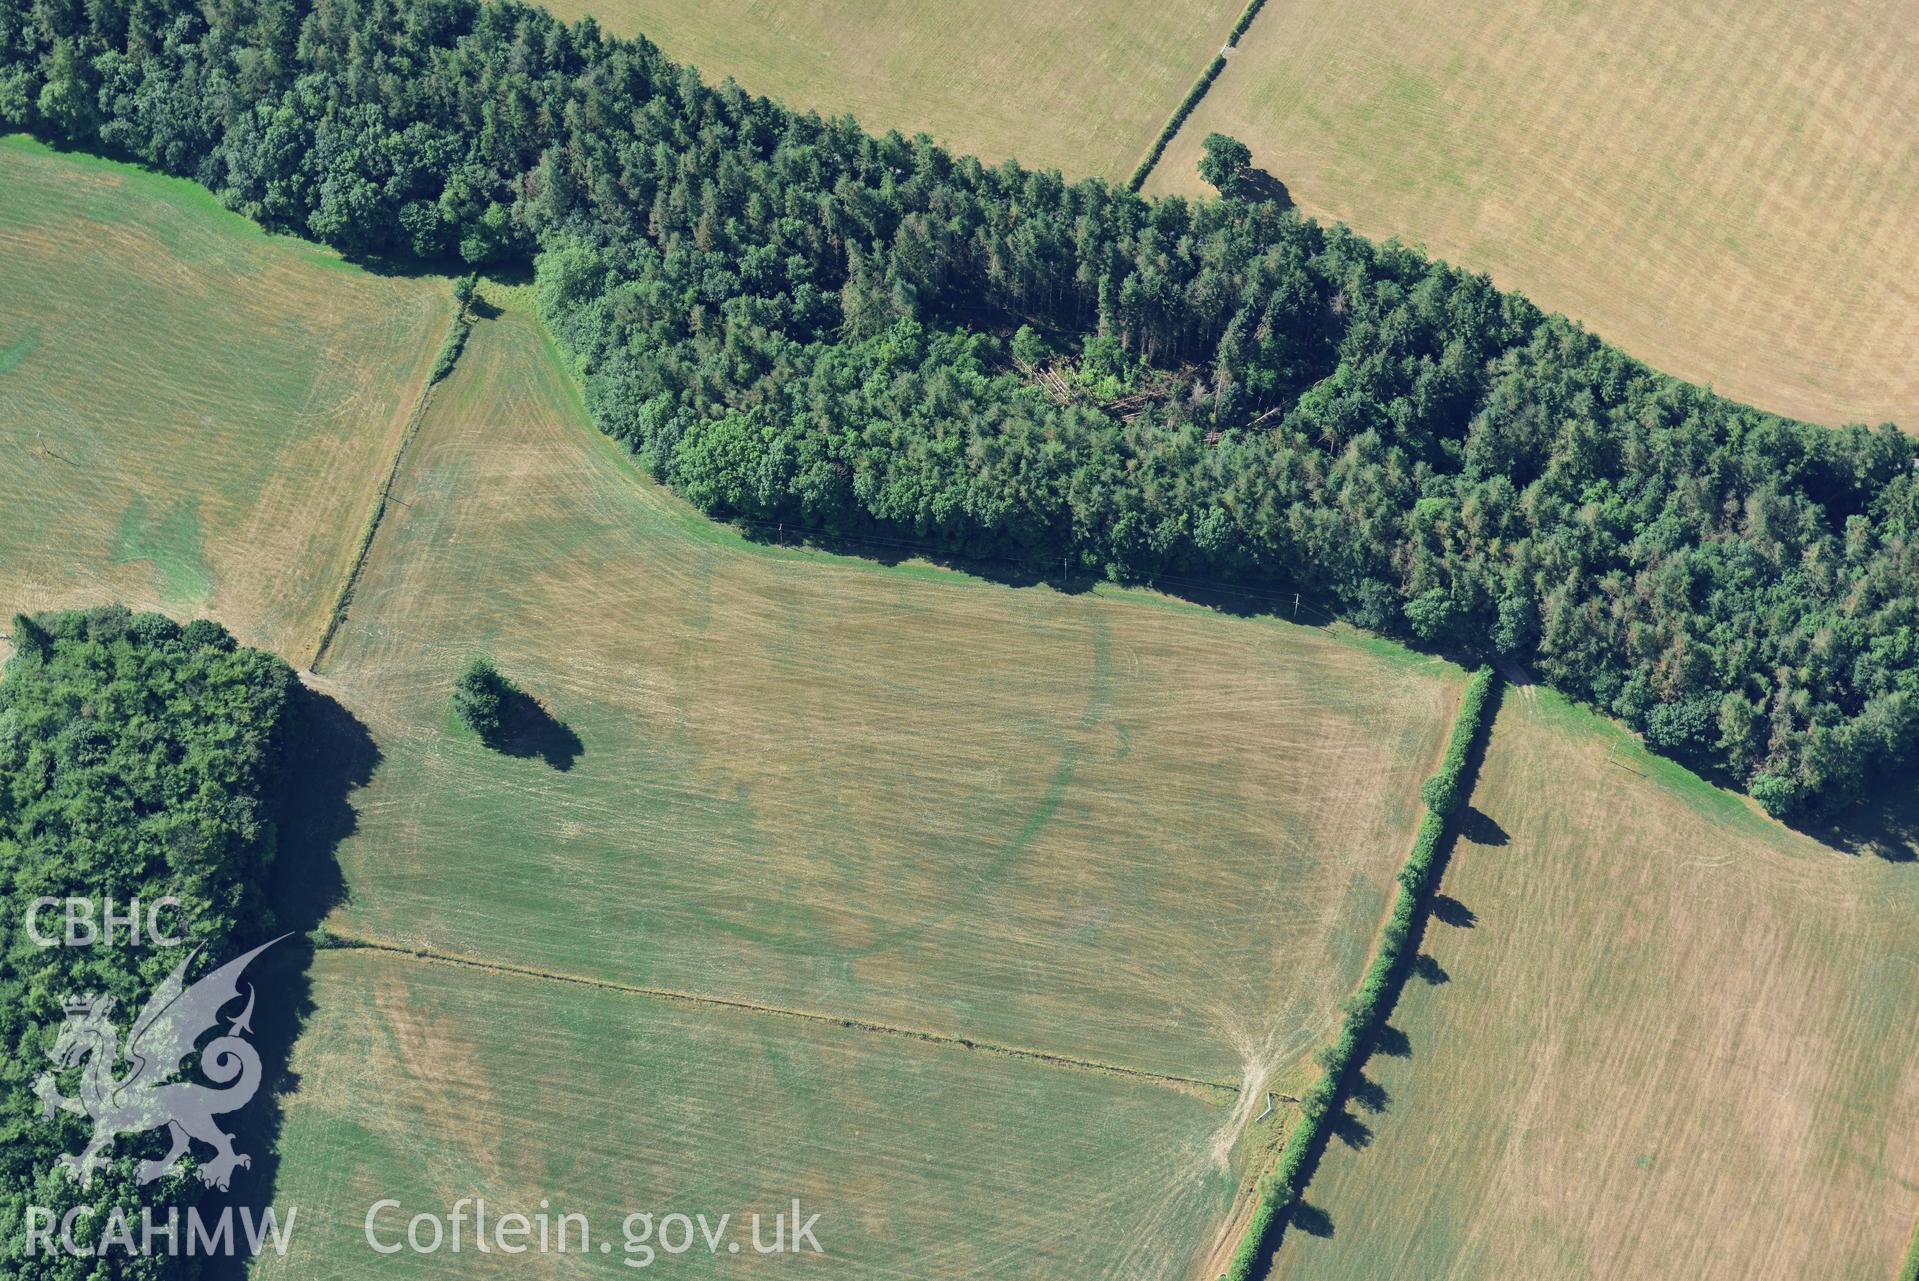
255;948;1238;1278
531;0;1246;180
0;136;452;662
1146;0;1919;429
0;143;1472;1276
313;292;1464;1092
300;290;1467;1275
1274;690;1919;1280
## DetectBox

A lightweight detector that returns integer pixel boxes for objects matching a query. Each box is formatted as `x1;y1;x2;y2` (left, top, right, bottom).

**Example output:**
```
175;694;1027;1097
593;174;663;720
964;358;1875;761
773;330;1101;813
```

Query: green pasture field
531;0;1246;180
253;948;1239;1278
311;291;1464;1093
1146;0;1919;429
0;135;453;662
1272;690;1919;1279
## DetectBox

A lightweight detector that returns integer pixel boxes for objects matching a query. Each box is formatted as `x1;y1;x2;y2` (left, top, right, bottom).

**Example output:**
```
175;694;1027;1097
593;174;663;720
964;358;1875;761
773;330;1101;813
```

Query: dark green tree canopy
1198;132;1254;195
0;607;296;1278
1;0;1914;816
451;657;511;744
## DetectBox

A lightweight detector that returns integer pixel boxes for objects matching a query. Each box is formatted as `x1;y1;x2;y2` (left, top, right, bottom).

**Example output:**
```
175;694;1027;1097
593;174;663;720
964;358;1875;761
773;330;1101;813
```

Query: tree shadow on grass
497;688;584;771
1373;1023;1412;1057
1792;759;1919;862
1349;1073;1391;1115
1235;166;1294;210
1413;952;1451;984
206;682;377;1278
1289;1200;1334;1239
728;516;1351;629
1331;1108;1374;1151
1431;894;1477;928
1459;805;1509;847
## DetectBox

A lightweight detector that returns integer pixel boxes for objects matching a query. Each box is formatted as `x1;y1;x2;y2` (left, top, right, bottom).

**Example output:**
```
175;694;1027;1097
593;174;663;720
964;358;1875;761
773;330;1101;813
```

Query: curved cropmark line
679;600;1113;958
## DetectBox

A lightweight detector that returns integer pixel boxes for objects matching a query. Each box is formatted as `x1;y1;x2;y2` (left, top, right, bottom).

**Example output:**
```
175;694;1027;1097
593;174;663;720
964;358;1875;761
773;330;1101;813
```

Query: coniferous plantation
0;607;297;1277
3;0;1915;818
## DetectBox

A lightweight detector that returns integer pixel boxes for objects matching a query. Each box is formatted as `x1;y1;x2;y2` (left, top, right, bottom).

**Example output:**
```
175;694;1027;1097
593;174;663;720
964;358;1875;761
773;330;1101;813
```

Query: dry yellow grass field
531;0;1245;179
262;295;1474;1277
1274;690;1919;1279
314;294;1464;1090
1;143;1479;1275
0;137;452;661
1147;0;1919;428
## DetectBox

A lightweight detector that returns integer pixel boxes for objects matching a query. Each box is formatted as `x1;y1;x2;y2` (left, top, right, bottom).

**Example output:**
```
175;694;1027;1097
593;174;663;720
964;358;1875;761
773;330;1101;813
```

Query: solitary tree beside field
1198;133;1253;197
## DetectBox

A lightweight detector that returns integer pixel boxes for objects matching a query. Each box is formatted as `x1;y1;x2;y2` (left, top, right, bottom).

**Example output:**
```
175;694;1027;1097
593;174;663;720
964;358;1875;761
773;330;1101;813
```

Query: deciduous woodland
0;607;296;1278
4;0;1915;816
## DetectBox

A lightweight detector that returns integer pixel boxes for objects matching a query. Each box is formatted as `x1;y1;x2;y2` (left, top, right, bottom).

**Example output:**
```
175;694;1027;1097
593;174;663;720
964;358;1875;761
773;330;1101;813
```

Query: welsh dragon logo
33;936;285;1190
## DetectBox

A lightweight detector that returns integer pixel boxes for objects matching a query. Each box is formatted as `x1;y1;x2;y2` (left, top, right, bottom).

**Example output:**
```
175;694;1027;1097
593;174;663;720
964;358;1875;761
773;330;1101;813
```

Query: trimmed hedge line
1127;56;1228;190
1125;0;1268;190
1227;0;1270;44
1224;665;1500;1281
1417;673;1491;818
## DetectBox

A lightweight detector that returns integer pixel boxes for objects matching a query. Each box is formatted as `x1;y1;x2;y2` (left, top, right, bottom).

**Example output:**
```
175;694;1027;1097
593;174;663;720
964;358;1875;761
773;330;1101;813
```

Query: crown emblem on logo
38;938;284;1190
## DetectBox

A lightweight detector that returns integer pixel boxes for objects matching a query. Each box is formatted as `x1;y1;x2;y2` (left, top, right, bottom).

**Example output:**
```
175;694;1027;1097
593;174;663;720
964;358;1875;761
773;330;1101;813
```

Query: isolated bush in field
452;657;511;742
1199;132;1253;196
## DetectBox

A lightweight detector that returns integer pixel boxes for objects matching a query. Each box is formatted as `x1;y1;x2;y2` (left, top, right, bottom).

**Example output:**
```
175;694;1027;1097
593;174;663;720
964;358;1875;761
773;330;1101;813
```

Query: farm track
323;931;1244;1095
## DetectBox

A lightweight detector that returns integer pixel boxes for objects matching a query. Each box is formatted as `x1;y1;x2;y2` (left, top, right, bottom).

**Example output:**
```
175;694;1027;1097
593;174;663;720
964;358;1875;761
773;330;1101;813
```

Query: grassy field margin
1225;664;1501;1279
1125;0;1271;189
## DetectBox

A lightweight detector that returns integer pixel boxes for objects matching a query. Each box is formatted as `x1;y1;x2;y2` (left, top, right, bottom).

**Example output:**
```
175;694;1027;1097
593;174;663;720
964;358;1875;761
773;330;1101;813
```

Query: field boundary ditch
317;930;1245;1095
307;286;474;673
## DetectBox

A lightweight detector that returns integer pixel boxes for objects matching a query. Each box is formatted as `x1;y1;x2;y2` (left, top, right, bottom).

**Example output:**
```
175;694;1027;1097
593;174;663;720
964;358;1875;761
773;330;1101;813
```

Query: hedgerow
1415;672;1493;818
1225;666;1499;1281
1126;53;1230;190
1227;0;1271;45
428;278;479;384
1125;0;1270;189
